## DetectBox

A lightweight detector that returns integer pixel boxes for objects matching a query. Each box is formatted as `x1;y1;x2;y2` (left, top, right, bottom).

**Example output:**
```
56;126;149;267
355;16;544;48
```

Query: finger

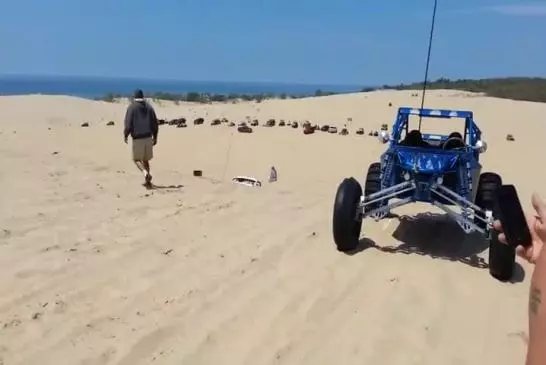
534;213;546;232
516;245;527;259
526;215;541;242
532;192;546;220
498;233;507;244
493;220;502;231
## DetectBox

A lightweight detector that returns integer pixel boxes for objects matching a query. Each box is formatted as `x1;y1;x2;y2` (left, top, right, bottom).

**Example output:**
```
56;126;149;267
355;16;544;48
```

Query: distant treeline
373;77;546;103
95;89;338;104
96;77;546;104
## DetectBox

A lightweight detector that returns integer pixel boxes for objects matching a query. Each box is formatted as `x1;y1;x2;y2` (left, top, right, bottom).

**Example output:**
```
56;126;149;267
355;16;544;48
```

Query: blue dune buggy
332;107;515;281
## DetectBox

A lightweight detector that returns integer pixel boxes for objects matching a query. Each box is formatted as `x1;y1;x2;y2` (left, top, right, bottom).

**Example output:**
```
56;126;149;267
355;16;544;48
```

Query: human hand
124;136;128;144
494;193;546;264
153;138;157;146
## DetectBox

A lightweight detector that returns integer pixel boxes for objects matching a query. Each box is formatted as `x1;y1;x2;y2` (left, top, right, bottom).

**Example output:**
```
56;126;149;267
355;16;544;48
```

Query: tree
185;92;202;102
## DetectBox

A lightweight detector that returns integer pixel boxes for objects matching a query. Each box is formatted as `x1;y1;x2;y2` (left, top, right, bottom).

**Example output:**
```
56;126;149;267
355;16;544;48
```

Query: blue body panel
396;149;459;174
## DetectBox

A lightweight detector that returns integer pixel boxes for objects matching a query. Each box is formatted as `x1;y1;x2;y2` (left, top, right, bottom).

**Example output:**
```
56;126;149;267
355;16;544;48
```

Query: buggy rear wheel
333;177;363;252
475;172;516;281
489;231;516;282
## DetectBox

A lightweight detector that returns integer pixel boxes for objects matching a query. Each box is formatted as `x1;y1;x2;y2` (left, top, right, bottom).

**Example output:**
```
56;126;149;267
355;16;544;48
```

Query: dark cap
134;89;144;100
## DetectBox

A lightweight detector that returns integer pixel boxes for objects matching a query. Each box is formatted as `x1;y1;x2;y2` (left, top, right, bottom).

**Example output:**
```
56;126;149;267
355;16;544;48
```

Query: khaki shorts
132;137;153;161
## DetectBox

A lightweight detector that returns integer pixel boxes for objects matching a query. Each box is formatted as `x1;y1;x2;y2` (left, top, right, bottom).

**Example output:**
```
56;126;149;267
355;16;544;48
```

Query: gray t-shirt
123;100;159;140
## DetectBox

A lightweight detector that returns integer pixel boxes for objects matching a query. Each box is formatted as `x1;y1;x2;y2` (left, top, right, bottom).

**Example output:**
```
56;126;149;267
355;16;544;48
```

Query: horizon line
0;73;368;89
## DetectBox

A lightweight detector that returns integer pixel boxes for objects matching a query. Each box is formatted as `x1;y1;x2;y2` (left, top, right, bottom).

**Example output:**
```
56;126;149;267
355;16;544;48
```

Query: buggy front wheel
333;177;363;252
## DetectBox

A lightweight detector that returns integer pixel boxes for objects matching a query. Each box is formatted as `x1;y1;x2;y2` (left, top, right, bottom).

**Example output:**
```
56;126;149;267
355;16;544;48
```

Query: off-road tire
333;177;363;252
489;230;516;282
475;172;516;281
475;172;502;229
364;162;385;212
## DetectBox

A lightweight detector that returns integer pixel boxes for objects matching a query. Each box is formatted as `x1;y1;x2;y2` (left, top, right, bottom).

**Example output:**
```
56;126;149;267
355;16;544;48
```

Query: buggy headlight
378;130;390;143
436;176;443;185
403;172;411;181
475;140;487;153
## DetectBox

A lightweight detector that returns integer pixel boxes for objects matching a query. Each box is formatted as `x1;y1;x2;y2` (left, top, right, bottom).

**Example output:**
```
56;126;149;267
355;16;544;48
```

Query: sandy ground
1;90;546;365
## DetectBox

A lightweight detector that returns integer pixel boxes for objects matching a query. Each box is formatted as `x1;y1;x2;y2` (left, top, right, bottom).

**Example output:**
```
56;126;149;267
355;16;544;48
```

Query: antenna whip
418;0;438;130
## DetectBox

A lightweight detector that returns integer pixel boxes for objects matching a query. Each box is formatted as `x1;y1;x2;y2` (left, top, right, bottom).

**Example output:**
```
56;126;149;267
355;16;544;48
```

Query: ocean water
0;75;363;99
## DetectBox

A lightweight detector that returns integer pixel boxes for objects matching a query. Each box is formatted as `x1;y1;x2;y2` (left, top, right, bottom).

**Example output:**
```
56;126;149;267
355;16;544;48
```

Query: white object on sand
232;176;262;187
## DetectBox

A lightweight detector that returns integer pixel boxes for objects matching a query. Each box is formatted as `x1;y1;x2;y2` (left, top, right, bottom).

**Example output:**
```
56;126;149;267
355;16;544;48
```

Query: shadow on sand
345;212;525;283
143;183;184;190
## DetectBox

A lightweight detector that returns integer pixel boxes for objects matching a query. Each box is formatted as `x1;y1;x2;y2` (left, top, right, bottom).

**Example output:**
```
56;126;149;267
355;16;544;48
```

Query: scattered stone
42;245;60;252
211;119;221;126
506;134;515;141
106;121;115;126
328;126;338;134
356;128;364;135
163;249;173;255
81;122;89;127
3;318;22;328
237;125;253;133
193;117;204;125
339;128;349;135
303;125;315;135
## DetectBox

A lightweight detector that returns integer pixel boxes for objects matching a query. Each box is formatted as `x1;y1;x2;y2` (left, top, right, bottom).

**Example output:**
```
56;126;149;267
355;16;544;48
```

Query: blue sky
1;0;545;85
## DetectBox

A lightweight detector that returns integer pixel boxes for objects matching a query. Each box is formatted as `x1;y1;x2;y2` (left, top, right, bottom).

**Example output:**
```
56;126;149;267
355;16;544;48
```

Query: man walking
123;89;159;186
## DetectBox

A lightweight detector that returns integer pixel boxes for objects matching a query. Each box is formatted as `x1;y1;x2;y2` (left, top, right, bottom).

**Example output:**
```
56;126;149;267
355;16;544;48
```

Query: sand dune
1;90;546;364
